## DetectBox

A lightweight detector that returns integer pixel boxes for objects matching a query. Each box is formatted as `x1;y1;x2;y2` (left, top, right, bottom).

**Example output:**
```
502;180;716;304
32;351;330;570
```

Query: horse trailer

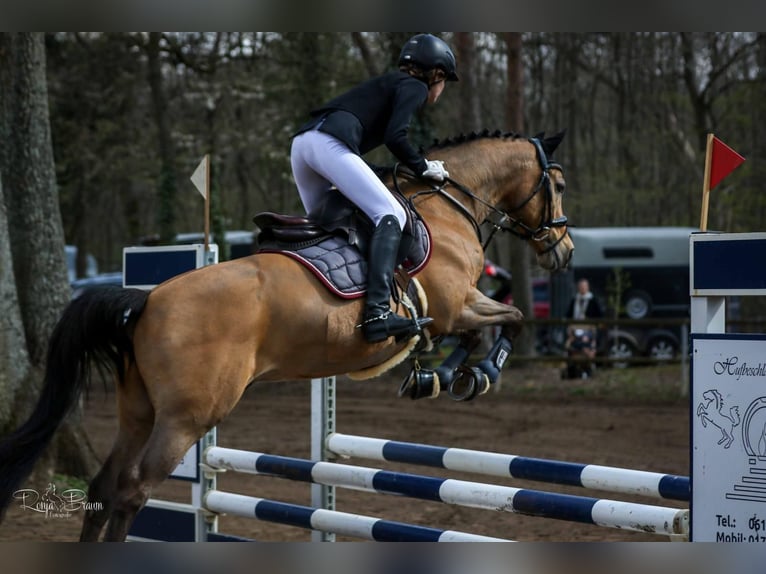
550;226;699;364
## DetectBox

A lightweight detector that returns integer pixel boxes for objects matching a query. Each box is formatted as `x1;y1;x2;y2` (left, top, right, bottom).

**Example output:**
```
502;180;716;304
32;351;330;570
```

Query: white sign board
170;441;200;482
692;334;766;542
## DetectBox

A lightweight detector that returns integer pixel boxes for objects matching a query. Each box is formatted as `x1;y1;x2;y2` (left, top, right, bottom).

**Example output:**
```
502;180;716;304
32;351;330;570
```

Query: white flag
190;156;208;199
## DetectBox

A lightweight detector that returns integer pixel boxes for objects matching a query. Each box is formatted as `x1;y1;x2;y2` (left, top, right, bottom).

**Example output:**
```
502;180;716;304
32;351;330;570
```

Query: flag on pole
699;134;745;231
190;156;209;199
708;136;745;190
190;155;211;252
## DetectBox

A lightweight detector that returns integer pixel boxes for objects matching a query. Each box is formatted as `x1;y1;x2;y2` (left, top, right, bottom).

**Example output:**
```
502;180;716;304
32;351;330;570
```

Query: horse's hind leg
80;428;152;541
100;415;205;542
80;366;154;542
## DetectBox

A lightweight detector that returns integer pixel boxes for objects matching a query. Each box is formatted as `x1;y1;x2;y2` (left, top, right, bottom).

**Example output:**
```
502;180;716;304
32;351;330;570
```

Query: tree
0;171;30;435
146;32;181;242
503;32;536;357
23;32;766;329
454;32;481;132
0;32;98;482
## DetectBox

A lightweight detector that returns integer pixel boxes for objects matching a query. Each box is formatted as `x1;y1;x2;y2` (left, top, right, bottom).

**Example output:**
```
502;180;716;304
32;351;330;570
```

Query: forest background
44;32;764;272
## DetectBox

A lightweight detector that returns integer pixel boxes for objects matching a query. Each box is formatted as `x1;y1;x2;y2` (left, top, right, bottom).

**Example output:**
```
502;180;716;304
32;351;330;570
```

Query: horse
697;388;740;449
0;130;574;541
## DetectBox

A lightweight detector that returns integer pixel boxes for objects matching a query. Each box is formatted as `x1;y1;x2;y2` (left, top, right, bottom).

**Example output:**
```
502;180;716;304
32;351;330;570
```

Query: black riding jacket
294;71;429;175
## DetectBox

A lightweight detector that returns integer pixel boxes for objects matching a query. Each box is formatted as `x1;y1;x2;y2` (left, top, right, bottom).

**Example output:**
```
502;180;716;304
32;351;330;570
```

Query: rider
290;33;459;343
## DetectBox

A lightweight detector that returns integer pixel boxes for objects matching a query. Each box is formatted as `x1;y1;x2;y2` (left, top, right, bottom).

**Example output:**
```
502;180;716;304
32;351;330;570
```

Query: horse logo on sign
697;388;741;449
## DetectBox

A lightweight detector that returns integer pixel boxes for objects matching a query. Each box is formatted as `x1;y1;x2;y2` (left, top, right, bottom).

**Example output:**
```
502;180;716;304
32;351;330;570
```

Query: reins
392;137;568;253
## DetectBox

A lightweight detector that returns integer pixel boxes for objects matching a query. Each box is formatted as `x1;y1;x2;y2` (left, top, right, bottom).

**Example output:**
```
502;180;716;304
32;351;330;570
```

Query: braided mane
425;129;525;151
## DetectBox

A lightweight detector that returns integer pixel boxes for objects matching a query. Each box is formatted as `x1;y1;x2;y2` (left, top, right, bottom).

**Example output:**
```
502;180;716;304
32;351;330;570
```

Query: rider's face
427;79;446;104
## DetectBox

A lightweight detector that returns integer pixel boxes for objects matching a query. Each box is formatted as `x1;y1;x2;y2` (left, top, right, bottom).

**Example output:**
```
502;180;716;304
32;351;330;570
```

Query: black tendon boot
362;215;433;343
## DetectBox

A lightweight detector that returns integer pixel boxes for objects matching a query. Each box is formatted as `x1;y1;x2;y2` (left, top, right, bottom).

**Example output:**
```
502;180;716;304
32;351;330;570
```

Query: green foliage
52;473;89;492
605;267;632;319
40;32;766;283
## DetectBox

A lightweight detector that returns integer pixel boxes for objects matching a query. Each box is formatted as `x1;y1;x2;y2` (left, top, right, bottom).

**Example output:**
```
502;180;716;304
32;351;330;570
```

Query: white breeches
290;129;406;229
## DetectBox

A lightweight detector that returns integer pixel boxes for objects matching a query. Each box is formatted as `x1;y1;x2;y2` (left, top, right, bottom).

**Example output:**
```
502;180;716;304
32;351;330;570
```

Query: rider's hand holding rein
422;159;449;182
419;67;450;183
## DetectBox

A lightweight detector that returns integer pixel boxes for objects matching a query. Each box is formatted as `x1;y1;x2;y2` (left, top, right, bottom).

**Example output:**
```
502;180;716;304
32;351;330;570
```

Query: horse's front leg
399;330;483;400
449;288;525;396
401;290;524;401
452;287;525;335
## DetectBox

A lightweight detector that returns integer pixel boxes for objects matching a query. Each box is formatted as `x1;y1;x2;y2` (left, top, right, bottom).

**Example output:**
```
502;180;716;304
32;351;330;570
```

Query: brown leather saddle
253;189;431;299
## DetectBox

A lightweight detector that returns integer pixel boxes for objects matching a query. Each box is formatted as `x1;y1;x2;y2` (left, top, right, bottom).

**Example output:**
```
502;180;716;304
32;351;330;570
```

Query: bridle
398;137;569;253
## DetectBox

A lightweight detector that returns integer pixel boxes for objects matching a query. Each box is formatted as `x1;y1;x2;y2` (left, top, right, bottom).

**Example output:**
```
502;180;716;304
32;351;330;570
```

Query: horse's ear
541;129;567;156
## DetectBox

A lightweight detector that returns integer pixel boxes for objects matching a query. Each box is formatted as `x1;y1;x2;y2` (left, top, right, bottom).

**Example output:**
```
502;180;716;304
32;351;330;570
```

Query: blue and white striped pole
203;491;509;542
204;447;688;537
326;433;690;502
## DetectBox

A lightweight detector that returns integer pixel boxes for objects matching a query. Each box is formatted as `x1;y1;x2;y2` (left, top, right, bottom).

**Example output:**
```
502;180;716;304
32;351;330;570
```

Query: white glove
421;159;449;182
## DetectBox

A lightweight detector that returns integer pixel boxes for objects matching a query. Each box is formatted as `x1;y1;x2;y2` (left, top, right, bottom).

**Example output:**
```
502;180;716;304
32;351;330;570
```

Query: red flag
709;136;745;189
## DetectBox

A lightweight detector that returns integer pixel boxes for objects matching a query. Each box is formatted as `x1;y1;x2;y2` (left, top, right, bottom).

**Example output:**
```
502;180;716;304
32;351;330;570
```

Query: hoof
399;367;440;400
447;366;490;402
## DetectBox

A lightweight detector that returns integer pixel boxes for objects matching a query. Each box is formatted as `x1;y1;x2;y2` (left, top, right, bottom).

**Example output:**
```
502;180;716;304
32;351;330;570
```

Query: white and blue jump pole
203;446;689;537
203;491;507;542
325;433;690;502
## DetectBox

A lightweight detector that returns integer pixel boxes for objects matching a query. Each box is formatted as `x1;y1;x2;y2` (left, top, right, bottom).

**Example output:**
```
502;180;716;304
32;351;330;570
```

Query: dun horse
0;130;574;541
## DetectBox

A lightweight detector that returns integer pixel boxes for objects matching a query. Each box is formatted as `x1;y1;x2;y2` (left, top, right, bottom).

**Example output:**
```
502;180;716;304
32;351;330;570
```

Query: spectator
565;278;604;378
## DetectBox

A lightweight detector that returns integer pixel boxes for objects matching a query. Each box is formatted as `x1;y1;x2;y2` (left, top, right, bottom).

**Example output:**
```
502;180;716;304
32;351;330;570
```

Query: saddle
253;188;431;300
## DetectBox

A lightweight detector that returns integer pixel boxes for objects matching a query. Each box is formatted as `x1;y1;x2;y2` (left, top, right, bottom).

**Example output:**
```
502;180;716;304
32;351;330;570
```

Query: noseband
403;137;569;254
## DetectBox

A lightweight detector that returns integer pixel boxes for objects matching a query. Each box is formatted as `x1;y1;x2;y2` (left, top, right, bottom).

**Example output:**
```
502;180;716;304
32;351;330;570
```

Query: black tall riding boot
361;215;433;343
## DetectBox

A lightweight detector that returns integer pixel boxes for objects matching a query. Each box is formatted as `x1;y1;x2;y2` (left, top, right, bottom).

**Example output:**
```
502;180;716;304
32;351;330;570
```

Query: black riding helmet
398;33;459;82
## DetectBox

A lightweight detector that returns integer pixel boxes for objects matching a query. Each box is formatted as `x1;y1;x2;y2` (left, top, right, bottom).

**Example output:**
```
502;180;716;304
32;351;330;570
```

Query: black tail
0;286;149;518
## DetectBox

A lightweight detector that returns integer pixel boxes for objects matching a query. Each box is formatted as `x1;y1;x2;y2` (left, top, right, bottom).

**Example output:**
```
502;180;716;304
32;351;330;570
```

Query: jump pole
203;446;689;537
324;433;690;502
203;491;507;542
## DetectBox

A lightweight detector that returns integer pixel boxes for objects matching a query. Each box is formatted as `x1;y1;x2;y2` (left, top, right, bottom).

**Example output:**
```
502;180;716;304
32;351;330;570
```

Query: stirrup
360;312;432;343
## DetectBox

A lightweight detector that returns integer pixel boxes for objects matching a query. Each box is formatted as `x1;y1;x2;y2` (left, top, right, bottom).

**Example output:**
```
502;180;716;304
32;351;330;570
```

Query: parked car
65;245;98;284
548;227;698;366
172;230;255;260
482;260;550;318
138;230;256;261
480;260;551;353
599;325;683;366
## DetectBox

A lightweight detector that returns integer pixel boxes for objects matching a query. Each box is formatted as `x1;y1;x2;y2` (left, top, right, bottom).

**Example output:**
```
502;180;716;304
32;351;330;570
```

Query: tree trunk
351;32;378;77
0;33;70;365
0;171;31;434
0;32;100;480
504;32;536;358
454;32;481;132
147;32;180;242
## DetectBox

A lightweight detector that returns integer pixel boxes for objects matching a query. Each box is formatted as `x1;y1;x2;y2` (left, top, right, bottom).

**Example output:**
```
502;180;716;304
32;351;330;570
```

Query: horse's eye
555;182;565;194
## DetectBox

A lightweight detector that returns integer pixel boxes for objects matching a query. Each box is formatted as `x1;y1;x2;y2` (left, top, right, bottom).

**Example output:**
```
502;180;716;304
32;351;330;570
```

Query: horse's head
492;131;574;271
413;130;574;272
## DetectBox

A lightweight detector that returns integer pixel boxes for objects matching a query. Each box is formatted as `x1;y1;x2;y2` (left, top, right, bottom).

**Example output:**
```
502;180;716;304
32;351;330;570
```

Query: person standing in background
565;278;603;378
